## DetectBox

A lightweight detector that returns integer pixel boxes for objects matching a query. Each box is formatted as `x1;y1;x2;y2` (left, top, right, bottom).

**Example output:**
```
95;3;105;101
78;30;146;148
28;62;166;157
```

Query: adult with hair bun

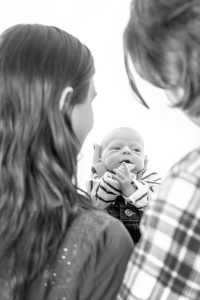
0;24;133;300
117;1;200;300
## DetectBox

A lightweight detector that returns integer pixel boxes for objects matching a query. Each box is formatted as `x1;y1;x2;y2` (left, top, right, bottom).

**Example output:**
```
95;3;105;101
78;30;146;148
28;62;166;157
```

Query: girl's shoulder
44;209;133;300
23;209;133;300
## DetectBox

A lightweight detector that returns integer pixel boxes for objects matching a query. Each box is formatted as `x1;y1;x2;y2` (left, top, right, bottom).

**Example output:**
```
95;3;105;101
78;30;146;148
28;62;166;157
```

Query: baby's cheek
134;157;145;171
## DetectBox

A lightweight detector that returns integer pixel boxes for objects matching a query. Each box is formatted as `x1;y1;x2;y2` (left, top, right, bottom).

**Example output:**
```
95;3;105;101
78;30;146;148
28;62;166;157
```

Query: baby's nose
122;146;131;153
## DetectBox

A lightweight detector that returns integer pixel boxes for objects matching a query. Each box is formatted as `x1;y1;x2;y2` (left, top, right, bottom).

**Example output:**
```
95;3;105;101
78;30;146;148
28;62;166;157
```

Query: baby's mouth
121;159;131;164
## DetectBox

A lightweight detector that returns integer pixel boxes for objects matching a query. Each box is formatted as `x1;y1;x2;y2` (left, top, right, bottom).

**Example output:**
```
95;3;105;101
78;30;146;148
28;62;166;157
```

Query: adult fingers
93;143;101;164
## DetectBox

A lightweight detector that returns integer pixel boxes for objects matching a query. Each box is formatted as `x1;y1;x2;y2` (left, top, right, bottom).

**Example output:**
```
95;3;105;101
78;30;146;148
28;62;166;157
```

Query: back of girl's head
124;0;200;116
0;24;94;300
0;24;94;157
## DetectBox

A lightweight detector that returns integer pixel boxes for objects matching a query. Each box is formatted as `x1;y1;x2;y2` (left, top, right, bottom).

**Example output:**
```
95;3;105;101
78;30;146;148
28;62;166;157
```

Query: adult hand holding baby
93;143;101;164
91;143;107;177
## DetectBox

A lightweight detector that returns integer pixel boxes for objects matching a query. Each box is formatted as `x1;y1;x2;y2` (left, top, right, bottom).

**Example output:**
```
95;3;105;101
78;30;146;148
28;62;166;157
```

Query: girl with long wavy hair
0;24;133;300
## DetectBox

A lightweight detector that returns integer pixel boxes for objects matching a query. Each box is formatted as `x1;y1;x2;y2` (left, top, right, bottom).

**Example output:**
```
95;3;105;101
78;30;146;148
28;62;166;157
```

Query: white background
1;0;200;189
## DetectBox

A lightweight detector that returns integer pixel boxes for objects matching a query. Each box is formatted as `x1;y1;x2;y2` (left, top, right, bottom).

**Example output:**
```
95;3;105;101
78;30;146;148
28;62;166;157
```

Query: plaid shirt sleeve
117;149;200;300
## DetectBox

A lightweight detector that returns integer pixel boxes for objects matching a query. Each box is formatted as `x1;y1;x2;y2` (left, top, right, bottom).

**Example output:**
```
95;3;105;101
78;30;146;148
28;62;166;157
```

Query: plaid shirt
117;148;200;300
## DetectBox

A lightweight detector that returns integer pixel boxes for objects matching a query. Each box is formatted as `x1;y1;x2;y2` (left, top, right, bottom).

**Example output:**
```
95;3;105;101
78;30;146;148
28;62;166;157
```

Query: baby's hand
117;162;136;173
112;162;136;197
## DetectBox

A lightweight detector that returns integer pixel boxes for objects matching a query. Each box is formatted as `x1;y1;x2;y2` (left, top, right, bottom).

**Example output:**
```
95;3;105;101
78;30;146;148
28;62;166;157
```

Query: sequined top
0;208;133;300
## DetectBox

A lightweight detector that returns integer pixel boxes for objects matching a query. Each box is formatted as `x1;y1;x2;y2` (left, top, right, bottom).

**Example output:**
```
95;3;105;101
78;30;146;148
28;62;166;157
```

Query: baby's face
101;128;145;173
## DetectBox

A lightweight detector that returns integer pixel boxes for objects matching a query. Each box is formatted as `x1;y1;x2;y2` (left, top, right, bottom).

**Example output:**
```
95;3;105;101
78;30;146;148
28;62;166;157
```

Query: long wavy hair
0;24;94;299
124;0;200;116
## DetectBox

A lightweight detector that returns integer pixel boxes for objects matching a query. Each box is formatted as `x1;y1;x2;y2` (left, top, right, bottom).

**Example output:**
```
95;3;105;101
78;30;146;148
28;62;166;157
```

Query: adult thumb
93;143;101;164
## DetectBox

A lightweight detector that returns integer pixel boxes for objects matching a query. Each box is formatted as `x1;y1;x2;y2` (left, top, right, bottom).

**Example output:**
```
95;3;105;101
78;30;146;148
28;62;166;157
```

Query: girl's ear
59;86;73;111
165;86;185;105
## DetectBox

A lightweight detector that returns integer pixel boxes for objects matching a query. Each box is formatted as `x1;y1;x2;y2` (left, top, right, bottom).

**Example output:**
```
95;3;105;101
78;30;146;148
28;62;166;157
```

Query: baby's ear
93;143;101;164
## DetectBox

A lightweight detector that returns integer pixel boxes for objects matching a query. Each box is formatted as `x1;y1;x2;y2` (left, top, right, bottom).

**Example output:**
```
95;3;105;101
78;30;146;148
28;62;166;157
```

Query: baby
87;127;161;243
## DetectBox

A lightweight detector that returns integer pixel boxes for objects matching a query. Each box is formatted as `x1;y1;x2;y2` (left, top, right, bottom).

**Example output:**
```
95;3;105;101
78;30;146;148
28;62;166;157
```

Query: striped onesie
87;162;161;243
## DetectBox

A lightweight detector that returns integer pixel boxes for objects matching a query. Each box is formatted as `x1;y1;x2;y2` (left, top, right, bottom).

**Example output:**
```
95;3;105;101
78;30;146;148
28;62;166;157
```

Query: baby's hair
101;127;144;151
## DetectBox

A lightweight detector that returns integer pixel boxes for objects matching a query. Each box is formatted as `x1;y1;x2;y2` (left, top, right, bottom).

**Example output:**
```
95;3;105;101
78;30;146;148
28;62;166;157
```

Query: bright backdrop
1;0;200;190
